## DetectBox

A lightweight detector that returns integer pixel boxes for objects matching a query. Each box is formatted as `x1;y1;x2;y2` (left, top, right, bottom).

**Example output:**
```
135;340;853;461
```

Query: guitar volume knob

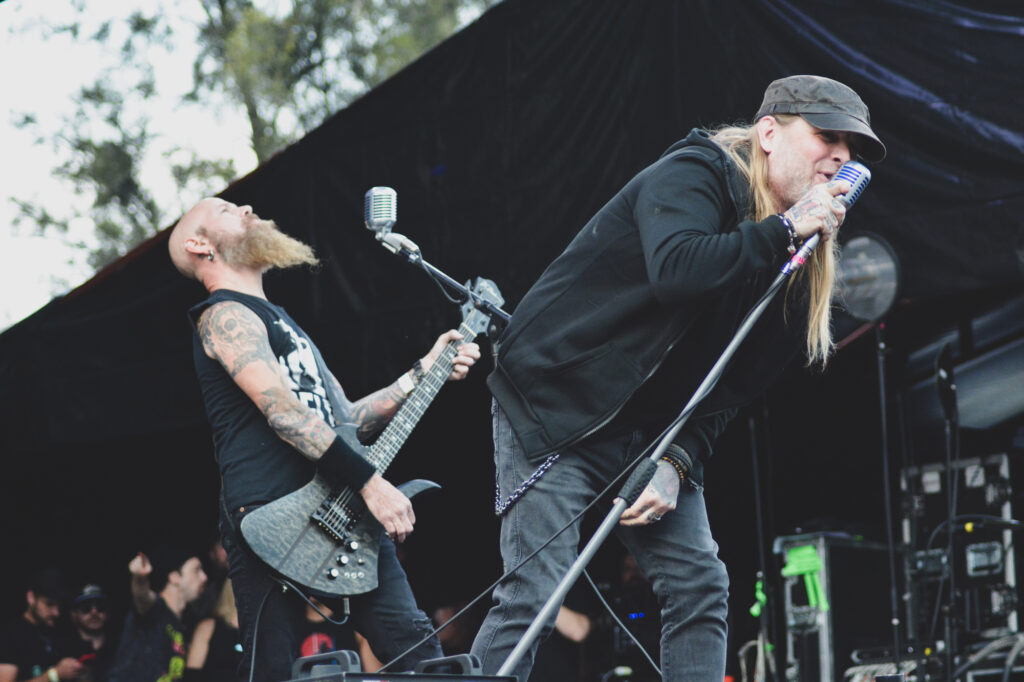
346;540;359;552
335;554;350;566
326;568;340;580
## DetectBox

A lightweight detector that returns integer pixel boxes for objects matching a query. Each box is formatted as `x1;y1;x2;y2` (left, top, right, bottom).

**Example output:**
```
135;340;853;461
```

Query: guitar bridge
312;496;361;543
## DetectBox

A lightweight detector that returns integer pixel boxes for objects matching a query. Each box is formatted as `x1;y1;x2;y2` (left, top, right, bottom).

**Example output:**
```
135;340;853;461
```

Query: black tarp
2;0;1023;673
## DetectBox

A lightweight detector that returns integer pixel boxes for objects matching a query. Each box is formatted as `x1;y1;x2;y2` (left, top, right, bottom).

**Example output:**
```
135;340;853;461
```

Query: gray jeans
471;402;729;681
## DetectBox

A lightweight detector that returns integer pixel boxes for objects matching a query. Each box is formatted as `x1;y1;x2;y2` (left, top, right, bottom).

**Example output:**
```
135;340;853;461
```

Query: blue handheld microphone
833;161;871;208
783;161;872;274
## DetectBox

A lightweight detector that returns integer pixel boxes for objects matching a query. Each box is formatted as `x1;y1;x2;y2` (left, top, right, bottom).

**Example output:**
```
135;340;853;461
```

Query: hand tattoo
647;460;680;501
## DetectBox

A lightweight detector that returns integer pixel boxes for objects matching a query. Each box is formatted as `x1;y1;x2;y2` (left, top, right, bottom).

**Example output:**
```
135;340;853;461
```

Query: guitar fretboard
364;320;472;470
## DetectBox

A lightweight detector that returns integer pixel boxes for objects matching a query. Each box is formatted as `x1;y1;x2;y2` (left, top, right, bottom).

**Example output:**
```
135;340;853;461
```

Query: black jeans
221;505;441;681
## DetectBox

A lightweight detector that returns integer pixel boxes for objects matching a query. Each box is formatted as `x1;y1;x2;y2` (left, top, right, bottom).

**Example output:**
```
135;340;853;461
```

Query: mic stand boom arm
497;234;823;677
377;231;512;330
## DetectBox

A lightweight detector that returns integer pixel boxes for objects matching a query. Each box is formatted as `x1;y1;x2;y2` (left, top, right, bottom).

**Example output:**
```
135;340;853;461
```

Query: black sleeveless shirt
188;289;341;510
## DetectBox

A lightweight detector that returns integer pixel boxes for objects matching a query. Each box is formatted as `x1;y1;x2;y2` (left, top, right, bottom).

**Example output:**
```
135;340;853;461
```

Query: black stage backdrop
2;0;1023;673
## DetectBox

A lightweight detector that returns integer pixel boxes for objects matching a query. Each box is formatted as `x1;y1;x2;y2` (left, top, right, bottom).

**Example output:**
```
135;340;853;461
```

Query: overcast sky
0;2;257;330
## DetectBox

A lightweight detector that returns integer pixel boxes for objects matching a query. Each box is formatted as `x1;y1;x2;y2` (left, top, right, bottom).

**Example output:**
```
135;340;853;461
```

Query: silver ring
647;512;662;522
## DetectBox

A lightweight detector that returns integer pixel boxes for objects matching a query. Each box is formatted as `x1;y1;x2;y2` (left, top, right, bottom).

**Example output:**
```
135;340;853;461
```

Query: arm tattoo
351;383;407;442
259;387;336;458
198;301;335;460
326;372;356;425
198;302;273;379
323;369;404;442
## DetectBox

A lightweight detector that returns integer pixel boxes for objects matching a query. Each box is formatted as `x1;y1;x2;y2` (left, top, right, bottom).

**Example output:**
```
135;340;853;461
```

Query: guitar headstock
460;277;505;338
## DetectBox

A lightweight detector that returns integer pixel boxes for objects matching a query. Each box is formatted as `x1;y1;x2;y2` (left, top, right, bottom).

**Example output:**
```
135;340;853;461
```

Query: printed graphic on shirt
273;318;336;426
300;631;336;658
157;624;185;682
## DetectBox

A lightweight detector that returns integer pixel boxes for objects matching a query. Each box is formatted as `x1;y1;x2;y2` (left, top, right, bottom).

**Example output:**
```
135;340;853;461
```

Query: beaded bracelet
660;455;688;482
777;213;799;254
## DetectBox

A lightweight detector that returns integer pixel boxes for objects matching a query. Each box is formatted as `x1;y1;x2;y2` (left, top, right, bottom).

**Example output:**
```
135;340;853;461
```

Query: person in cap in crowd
107;548;207;682
0;568;82;682
58;585;117;682
471;75;885;681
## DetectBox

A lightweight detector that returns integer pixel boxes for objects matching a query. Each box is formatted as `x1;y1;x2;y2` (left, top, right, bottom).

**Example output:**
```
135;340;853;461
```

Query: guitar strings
318;340;461;535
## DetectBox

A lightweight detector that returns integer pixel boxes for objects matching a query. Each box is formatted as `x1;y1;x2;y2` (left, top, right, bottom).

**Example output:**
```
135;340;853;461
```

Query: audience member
107;548;208;682
296;599;382;672
59;584;117;682
185;579;241;682
186;534;230;628
528;582;595;682
431;601;481;657
0;568;82;682
605;554;661;682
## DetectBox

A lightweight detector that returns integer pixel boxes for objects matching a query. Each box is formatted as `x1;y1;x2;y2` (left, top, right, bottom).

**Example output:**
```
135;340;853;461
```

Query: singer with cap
166;199;480;681
471;75;885;681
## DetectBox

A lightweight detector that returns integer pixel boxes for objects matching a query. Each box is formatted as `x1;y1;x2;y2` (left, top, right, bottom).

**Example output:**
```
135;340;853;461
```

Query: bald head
168;198;220;279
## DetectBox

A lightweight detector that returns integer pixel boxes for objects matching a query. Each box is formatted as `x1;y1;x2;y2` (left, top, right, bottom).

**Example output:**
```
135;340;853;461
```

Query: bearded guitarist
168;197;480;682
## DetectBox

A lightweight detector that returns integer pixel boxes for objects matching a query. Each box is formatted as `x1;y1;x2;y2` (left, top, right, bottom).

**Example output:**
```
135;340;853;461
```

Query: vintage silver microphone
363;186;419;254
364;186;397;233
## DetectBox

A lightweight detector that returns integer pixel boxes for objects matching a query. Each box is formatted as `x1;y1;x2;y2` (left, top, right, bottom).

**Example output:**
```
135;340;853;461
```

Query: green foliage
9;0;498;273
192;0;496;162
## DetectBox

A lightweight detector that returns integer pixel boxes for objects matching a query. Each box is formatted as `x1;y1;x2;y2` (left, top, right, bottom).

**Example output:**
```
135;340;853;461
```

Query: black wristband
318;436;376;490
181;669;202;682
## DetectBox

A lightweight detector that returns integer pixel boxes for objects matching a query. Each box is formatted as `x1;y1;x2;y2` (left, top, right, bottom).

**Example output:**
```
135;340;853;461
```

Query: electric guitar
240;278;503;596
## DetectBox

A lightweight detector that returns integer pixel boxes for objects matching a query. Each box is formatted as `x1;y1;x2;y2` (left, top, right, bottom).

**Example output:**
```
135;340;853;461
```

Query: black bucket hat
755;75;886;162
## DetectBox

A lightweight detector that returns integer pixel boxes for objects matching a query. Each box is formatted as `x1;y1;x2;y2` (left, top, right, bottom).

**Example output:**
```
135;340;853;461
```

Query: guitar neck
365;322;472;470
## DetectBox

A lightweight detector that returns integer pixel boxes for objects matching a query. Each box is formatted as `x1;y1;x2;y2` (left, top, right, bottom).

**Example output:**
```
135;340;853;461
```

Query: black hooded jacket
487;129;809;484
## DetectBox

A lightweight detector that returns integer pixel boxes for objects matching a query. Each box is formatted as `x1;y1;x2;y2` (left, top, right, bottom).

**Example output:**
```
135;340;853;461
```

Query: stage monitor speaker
774;531;893;682
288;650;362;681
288;673;515;682
286;651;516;682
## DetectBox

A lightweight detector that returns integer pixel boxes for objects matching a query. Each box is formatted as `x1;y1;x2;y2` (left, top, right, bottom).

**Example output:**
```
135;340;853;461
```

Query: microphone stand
749;407;779;681
935;347;959;682
496;235;824;677
375;230;512;327
875;323;905;677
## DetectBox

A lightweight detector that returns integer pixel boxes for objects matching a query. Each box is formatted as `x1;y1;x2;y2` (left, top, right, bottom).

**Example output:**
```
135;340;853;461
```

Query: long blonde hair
708;116;838;366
